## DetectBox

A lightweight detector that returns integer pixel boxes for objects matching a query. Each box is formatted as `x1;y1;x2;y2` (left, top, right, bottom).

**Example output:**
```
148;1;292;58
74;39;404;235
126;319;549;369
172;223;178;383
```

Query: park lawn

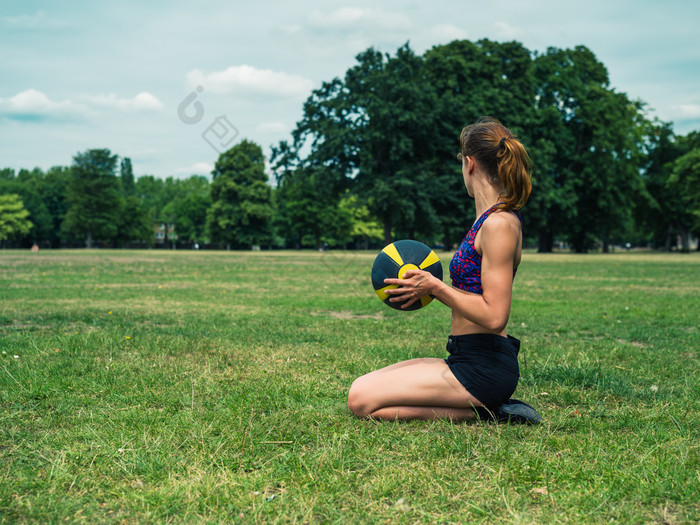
0;249;698;524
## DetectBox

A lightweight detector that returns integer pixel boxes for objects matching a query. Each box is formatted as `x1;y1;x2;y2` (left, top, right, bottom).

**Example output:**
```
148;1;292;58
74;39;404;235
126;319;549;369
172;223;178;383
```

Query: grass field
0;249;698;524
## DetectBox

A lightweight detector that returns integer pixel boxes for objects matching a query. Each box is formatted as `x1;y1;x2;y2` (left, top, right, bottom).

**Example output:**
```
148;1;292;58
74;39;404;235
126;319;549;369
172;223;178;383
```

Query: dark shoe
474;399;542;424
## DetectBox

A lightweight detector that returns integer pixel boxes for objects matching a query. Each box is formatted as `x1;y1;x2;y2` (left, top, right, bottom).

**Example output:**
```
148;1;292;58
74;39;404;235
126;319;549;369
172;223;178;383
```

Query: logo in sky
177;86;238;153
202;116;239;154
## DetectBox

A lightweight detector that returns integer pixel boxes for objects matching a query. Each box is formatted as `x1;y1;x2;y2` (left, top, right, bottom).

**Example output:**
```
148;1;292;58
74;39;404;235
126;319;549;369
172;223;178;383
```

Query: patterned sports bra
449;204;522;294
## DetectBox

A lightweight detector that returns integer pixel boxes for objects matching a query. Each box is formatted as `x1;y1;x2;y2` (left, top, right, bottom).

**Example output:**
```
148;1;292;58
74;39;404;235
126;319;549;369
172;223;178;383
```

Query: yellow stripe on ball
419;250;440;269
381;243;404;266
375;284;398;301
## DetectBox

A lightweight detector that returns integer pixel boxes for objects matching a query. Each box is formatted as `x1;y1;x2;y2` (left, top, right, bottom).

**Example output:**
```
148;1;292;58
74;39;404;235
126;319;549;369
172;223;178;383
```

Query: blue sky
1;0;699;179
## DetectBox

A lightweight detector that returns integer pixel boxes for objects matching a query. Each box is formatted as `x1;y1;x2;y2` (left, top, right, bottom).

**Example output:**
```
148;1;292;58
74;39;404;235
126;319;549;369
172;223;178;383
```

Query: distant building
154;223;177;246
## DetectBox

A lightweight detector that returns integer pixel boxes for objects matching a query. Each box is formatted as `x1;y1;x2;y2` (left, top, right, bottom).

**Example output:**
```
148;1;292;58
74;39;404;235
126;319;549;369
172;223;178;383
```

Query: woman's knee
347;379;374;418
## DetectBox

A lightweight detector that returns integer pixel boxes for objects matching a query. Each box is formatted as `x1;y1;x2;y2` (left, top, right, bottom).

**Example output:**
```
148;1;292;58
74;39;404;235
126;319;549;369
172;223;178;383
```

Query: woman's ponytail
496;136;532;210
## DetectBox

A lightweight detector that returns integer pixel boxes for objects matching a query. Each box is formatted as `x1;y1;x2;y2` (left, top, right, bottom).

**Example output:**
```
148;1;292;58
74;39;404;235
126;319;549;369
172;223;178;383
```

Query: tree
0;194;32;246
120;157;135;196
207;140;273;249
529;46;649;252
423;39;536;248
112;159;152;247
62;149;123;248
668;147;700;250
114;194;153;247
273;163;353;249
161;175;211;244
287;43;444;245
338;192;383;248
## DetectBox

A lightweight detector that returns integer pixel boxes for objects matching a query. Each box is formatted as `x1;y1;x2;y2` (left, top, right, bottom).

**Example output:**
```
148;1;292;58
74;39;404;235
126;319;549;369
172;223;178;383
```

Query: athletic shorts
444;333;520;408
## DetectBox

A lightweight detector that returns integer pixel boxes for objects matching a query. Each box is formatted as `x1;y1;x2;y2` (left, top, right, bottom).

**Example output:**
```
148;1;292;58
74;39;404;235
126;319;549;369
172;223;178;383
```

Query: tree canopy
207;140;273;249
1;39;698;251
0;194;32;245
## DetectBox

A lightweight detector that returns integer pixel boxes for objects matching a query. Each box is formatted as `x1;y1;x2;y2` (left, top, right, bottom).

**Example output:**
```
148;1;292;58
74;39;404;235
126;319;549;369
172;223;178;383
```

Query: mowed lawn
0;249;698;524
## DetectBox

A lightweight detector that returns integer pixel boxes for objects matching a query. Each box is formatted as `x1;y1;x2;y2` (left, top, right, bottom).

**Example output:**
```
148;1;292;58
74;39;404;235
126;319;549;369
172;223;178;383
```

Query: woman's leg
347;358;483;421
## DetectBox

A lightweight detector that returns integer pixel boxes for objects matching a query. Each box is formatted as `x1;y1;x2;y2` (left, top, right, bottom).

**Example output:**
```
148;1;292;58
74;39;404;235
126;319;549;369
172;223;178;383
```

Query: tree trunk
679;224;690;252
538;230;553;253
664;224;674;251
86;231;93;249
602;231;610;253
383;217;392;246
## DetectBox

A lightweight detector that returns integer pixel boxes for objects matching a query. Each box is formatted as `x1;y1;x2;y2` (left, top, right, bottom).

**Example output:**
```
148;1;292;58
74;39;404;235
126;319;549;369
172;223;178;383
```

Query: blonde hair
458;117;532;210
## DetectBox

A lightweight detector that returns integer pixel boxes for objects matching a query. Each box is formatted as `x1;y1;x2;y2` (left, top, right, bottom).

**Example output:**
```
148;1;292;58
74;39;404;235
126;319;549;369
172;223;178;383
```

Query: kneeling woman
348;117;540;423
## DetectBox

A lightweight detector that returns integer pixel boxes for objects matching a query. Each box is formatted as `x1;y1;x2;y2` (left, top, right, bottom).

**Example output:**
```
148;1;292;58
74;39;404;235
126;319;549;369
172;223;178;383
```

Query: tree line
1;39;699;252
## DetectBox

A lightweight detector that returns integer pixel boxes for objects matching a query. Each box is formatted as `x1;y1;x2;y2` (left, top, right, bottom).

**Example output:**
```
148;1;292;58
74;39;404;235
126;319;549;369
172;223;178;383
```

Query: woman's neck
473;179;505;217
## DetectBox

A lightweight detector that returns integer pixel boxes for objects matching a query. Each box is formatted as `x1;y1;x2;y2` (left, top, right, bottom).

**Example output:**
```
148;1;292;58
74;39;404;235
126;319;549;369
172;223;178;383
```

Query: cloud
492;21;520;41
422;24;469;44
0;88;86;121
0;89;164;122
677;104;700;119
82;92;164;111
174;162;213;176
186;66;314;98
307;7;413;32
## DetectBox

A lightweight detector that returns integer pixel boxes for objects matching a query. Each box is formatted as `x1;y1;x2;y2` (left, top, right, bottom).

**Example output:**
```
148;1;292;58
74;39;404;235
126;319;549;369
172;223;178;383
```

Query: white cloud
422;24;469;44
83;92;164;111
0;89;163;121
307;7;413;31
492;21;520;41
186;65;314;98
677;104;700;119
0;88;86;120
174;162;213;176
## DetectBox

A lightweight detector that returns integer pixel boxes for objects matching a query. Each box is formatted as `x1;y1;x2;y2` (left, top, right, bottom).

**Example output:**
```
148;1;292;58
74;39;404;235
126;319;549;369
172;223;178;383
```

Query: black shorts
444;333;520;408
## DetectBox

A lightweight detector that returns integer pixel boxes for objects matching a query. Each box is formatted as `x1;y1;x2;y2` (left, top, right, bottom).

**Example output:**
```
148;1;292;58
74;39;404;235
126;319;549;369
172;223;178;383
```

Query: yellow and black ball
371;239;443;311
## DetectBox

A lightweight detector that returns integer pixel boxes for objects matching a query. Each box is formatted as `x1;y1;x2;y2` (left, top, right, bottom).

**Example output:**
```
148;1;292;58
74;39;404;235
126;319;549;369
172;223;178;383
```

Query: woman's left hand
383;270;441;309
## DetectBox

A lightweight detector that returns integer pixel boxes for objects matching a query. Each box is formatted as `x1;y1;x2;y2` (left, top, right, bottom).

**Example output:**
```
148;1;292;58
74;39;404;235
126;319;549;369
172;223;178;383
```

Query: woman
347;117;541;423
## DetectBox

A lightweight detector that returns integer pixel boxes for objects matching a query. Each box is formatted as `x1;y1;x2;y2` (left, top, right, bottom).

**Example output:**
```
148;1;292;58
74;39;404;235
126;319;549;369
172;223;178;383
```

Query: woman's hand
383;270;444;309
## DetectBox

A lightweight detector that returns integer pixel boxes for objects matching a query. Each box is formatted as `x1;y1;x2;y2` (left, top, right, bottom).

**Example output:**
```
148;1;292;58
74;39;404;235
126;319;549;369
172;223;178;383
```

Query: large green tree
62;149;123;248
207;140;273;249
423;39;536;247
0;194;32;246
287;43;442;245
529;46;649;252
668;146;700;250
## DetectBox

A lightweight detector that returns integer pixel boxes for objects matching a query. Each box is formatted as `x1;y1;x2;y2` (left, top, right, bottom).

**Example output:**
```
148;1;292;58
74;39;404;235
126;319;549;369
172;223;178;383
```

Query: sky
1;0;699;180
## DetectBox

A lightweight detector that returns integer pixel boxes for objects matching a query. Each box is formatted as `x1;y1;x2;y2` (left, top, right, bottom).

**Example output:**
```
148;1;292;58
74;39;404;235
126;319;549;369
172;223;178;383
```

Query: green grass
0;249;698;524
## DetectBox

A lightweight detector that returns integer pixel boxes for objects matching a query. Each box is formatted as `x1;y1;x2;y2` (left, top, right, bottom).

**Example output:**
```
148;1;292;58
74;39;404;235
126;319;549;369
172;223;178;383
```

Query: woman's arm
384;213;520;333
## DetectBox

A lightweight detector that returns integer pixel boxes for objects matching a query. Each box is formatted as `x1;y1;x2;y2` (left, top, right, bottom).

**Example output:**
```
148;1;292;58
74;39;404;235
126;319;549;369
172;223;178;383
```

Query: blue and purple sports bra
449;204;522;294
